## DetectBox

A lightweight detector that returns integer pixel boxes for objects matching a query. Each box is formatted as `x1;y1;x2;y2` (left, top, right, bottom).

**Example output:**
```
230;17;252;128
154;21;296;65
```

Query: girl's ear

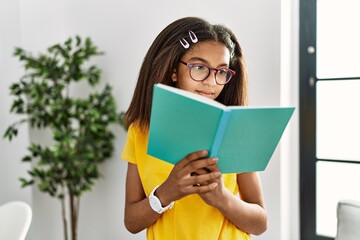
171;69;177;82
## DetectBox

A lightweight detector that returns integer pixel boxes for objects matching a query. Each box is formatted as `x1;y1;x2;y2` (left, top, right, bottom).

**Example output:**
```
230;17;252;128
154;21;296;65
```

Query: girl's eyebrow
187;57;229;68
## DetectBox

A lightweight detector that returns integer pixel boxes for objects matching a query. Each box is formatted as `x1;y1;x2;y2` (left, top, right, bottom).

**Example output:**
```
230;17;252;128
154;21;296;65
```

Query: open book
147;83;295;173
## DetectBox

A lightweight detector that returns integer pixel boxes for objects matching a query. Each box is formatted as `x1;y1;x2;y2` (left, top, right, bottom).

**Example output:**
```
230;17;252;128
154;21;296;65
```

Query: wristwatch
149;185;174;214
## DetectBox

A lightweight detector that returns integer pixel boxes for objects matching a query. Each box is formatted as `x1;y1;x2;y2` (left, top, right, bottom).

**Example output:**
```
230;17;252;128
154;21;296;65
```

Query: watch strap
149;185;174;213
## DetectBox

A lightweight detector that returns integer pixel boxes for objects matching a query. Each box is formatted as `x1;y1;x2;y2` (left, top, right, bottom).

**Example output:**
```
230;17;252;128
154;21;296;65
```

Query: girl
122;16;267;239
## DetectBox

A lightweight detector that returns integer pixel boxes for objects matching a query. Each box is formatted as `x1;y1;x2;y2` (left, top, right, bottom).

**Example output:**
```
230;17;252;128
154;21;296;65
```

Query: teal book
147;83;295;173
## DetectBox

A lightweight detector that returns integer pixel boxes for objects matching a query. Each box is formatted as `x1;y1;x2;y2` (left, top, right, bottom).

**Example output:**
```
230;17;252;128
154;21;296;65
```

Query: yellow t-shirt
122;123;251;240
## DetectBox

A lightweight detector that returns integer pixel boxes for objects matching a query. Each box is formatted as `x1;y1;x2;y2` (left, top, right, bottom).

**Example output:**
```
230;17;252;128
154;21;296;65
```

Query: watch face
149;196;162;212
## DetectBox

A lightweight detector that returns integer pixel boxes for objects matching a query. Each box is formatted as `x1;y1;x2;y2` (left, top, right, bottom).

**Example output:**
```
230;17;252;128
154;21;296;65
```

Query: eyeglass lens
191;64;232;84
180;61;234;85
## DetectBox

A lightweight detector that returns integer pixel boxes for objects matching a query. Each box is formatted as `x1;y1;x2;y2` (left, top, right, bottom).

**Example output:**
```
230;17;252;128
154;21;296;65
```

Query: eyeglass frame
179;60;236;85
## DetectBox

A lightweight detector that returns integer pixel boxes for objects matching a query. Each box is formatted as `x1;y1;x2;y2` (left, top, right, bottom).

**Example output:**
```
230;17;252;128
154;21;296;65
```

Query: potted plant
3;36;125;240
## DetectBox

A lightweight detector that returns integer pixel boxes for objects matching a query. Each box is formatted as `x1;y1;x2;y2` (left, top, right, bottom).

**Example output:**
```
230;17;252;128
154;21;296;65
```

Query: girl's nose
202;70;217;86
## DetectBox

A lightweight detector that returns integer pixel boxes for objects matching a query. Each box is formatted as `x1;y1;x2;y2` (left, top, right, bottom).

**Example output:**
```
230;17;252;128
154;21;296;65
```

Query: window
300;0;360;239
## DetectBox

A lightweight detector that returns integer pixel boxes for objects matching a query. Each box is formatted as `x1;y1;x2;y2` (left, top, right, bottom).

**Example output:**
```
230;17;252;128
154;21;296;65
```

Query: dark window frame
299;0;319;238
299;0;334;239
300;0;359;239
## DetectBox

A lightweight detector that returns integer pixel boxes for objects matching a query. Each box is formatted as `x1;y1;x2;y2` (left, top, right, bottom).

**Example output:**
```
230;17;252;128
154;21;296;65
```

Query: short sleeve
121;124;137;164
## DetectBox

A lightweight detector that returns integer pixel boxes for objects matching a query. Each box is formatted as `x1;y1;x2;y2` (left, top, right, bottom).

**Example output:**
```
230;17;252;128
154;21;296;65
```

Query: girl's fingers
202;162;220;173
185;157;218;172
191;168;210;176
176;150;208;169
194;182;218;193
186;170;221;186
175;151;218;176
168;151;221;197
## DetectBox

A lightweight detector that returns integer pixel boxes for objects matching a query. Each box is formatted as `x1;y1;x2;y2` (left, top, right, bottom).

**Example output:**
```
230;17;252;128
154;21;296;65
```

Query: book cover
147;83;295;173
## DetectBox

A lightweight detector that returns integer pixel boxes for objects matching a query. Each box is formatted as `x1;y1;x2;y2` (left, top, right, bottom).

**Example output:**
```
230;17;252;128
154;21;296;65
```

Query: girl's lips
196;90;214;98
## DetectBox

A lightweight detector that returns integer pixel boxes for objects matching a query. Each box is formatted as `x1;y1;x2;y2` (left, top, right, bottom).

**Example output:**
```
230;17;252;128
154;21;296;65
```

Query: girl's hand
154;150;221;206
197;164;227;208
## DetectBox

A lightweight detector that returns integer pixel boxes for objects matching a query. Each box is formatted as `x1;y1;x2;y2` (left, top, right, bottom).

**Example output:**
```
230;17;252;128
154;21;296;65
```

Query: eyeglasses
179;60;235;85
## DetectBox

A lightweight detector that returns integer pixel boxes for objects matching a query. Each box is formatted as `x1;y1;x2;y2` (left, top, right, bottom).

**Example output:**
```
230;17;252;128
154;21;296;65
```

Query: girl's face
172;41;231;100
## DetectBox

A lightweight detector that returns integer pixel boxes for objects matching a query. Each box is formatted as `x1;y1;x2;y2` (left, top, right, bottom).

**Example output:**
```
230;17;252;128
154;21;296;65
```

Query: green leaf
28;143;42;157
3;126;17;140
22;156;32;162
10;98;25;114
75;35;81;46
65;37;73;50
13;47;25;57
19;178;34;188
10;83;22;95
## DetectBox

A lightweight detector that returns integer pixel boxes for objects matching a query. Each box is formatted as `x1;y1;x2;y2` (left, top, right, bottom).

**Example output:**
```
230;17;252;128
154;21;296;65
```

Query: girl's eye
218;69;228;75
193;65;205;70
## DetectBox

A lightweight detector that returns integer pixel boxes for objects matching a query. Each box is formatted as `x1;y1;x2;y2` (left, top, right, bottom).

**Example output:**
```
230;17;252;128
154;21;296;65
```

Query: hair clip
189;30;198;43
179;38;190;49
179;30;198;49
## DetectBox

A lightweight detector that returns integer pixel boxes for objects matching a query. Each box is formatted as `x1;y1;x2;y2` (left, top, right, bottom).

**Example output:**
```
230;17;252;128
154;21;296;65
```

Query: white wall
280;0;300;239
0;0;32;207
0;0;300;239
